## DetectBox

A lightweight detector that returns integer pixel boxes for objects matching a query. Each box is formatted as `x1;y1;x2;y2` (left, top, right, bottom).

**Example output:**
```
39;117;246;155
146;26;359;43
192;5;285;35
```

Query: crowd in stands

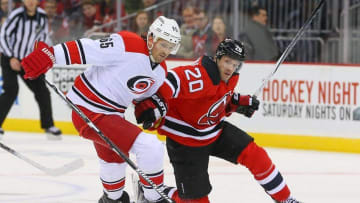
2;0;330;62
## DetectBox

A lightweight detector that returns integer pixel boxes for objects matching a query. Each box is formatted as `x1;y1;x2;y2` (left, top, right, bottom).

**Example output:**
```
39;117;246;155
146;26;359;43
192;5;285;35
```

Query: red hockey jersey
158;56;239;146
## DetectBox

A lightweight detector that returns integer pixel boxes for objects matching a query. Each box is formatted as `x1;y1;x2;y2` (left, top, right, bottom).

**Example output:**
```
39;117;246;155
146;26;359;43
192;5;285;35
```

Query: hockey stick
253;0;326;97
43;78;174;203
0;142;84;176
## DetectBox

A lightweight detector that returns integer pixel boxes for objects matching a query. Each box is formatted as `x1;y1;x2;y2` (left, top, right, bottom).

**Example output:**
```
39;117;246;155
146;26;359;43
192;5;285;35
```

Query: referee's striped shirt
0;6;48;60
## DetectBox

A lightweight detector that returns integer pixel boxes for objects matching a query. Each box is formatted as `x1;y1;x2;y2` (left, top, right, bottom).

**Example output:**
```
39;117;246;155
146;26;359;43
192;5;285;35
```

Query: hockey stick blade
0;142;84;176
253;0;325;97
40;158;84;176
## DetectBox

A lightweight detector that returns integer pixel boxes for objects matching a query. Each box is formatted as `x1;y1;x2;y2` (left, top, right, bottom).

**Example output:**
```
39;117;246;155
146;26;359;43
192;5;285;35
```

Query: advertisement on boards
225;63;360;139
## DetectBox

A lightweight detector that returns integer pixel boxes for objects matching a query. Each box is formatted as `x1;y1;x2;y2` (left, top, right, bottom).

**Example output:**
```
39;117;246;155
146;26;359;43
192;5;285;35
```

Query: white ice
0;132;359;203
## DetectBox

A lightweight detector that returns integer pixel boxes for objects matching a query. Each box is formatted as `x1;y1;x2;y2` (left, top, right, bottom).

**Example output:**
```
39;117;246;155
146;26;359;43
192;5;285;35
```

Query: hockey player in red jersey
21;16;181;203
135;39;302;203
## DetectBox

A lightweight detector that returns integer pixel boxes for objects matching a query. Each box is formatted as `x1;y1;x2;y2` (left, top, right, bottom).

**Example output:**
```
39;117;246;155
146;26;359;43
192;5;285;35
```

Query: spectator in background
142;0;157;8
124;0;142;14
177;5;196;59
44;0;69;44
131;11;149;37
81;0;102;32
0;0;14;25
99;0;127;33
239;6;279;61
62;0;81;16
67;10;84;40
192;8;211;58
142;0;161;22
205;15;230;56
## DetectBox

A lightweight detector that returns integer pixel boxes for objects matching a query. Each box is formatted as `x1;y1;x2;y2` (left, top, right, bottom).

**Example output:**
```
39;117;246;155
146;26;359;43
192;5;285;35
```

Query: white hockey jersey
52;31;167;116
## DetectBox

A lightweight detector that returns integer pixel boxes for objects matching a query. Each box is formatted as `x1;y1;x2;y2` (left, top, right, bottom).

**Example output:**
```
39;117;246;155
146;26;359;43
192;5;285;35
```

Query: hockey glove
134;94;168;130
22;41;55;80
227;93;259;118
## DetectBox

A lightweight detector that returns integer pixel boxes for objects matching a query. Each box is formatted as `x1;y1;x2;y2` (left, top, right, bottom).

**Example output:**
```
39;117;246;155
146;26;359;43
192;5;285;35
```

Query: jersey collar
149;57;159;70
201;56;220;85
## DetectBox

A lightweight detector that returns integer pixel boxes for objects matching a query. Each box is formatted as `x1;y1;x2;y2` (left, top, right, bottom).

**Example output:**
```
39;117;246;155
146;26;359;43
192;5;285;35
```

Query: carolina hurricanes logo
198;92;231;126
127;76;155;94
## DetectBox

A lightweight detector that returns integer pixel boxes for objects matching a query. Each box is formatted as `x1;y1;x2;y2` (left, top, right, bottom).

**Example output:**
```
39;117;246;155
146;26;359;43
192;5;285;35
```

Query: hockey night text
261;79;360;121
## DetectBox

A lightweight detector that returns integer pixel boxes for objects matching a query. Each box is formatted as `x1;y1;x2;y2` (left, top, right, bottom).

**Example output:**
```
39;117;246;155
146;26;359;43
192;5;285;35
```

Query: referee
0;0;61;139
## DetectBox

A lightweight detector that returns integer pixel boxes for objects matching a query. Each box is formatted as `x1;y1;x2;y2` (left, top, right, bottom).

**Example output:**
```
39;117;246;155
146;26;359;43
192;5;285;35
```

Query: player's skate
98;191;133;203
132;173;174;203
45;126;62;140
275;197;302;203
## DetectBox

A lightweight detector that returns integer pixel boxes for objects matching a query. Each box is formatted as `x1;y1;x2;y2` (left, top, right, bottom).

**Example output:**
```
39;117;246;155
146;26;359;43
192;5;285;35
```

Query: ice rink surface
0;132;359;203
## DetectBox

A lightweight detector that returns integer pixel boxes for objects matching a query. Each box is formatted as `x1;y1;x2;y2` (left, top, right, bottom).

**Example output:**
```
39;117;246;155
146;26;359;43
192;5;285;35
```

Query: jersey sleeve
52;33;125;66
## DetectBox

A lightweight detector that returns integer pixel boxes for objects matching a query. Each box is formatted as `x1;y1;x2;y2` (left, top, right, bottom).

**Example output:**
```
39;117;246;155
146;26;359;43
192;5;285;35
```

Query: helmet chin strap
147;43;159;67
149;52;156;63
147;34;157;63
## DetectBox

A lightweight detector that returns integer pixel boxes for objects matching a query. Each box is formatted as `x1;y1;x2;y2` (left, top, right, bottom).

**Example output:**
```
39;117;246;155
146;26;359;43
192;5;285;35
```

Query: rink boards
1;60;359;153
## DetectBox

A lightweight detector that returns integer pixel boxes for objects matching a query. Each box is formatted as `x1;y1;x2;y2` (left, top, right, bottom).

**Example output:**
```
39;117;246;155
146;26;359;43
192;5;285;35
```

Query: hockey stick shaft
253;0;326;97
43;78;174;203
0;142;84;176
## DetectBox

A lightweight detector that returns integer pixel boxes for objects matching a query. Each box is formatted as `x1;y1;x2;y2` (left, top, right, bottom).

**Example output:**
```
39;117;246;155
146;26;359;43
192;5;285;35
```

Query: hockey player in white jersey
21;16;181;203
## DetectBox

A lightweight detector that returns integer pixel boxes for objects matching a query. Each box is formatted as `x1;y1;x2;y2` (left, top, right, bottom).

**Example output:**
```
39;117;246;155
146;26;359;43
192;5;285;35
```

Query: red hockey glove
22;41;55;79
135;94;168;130
226;93;259;118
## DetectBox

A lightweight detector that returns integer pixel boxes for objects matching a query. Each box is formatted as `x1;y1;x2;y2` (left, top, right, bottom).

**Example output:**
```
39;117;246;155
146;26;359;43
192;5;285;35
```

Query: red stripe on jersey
65;41;81;64
74;76;125;113
118;31;148;55
139;172;164;186
102;179;125;191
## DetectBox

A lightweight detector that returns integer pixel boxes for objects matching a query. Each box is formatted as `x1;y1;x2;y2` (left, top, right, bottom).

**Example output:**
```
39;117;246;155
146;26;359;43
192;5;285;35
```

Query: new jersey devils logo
198;93;230;126
127;76;155;94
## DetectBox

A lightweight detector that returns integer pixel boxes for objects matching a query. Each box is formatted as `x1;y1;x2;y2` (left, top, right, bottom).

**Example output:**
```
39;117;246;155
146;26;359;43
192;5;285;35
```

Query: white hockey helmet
147;16;181;55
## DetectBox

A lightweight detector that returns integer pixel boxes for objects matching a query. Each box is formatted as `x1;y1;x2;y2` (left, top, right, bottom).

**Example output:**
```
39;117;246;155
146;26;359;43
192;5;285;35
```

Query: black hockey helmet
215;38;245;72
215;38;245;61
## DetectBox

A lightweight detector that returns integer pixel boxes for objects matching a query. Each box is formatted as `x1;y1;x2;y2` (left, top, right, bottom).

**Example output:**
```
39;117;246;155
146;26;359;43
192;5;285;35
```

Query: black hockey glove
227;93;259;118
134;94;168;130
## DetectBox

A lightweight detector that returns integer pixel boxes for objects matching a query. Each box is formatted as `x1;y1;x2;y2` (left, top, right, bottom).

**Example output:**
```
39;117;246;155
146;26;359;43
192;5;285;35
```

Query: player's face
217;56;241;82
150;38;176;63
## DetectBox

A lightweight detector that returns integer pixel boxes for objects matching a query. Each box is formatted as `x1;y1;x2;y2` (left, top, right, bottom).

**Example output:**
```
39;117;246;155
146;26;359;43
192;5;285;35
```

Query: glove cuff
151;94;167;116
238;95;251;106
